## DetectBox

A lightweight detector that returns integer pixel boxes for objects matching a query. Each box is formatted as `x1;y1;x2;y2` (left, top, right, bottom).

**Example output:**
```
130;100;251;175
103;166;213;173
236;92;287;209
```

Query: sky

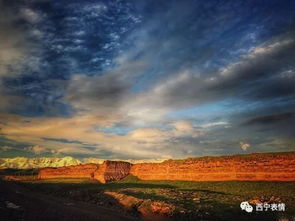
0;0;295;160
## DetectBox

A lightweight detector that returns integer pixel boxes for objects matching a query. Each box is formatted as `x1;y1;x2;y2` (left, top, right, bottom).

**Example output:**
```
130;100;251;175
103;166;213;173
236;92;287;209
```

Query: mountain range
0;156;81;169
0;157;165;169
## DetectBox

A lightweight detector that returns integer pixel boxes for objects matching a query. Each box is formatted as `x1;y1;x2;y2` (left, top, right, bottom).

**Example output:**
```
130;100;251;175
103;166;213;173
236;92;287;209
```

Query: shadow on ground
1;177;294;221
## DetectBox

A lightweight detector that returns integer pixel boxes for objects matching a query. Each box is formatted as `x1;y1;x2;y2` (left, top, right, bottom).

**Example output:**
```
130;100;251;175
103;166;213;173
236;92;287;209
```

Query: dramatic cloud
64;59;146;115
0;2;44;113
0;3;41;77
0;113;203;159
80;32;295;128
0;0;294;159
123;33;295;116
0;7;27;77
129;121;203;143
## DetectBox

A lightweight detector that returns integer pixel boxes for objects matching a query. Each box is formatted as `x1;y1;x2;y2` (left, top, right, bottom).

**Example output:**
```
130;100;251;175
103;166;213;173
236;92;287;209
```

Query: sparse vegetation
17;176;295;221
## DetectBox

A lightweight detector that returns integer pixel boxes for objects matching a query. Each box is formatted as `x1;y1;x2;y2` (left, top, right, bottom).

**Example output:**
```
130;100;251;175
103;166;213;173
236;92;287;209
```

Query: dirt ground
0;180;137;221
1;177;294;221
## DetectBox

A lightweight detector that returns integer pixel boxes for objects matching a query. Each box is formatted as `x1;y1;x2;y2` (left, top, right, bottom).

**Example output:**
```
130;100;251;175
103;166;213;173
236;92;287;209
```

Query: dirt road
0;180;137;221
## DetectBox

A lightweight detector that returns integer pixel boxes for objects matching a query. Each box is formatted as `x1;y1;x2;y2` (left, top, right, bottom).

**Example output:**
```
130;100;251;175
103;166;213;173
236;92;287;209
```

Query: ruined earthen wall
38;164;99;179
37;153;295;182
94;161;132;183
130;153;295;181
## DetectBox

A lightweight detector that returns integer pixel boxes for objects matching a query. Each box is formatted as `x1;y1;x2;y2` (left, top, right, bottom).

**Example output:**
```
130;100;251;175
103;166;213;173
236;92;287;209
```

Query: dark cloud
42;137;83;144
243;112;295;126
64;72;131;114
138;32;295;111
238;109;295;138
0;1;49;114
0;135;32;157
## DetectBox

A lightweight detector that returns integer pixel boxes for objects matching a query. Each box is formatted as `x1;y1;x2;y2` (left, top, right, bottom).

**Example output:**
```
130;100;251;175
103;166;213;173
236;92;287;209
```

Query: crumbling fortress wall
94;161;132;183
130;152;295;181
38;163;99;179
37;152;295;182
38;161;132;182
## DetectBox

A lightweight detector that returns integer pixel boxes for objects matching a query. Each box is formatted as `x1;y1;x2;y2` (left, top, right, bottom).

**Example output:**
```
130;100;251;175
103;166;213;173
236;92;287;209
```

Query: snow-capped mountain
0;156;166;169
0;156;81;169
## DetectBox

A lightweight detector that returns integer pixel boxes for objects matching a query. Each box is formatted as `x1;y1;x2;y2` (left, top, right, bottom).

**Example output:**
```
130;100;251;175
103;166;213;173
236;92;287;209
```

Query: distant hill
0;156;81;169
0;156;166;169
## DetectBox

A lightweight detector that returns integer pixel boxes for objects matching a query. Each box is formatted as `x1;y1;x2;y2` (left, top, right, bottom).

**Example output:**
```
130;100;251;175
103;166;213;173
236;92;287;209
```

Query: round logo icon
240;201;253;213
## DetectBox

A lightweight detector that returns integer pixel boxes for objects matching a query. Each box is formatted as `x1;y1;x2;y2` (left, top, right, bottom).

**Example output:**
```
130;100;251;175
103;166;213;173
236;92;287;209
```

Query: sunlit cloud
0;0;294;159
240;142;250;151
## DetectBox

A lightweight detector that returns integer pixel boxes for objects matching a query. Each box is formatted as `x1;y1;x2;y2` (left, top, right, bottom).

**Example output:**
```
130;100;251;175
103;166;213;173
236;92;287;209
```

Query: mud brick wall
94;160;132;183
37;152;295;182
38;164;99;179
130;152;295;181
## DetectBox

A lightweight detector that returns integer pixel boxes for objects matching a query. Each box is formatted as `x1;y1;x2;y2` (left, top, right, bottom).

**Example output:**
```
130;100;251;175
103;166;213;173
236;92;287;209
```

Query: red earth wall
38;163;99;179
37;152;295;182
94;160;132;183
130;152;295;181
